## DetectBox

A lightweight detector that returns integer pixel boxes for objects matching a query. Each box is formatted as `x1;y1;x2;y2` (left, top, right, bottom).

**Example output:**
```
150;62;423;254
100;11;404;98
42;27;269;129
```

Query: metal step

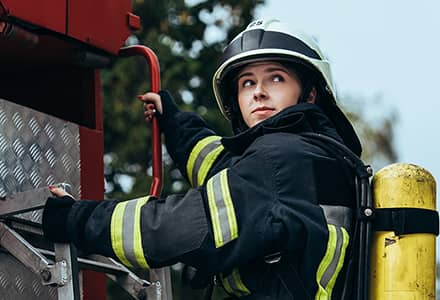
0;221;163;300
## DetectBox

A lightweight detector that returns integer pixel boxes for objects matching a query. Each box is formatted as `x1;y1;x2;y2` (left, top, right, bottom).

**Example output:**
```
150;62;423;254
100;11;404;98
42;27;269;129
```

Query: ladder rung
36;248;131;276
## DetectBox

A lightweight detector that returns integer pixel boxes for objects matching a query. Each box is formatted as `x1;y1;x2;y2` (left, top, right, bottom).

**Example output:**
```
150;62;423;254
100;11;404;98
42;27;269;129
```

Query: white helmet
212;19;361;155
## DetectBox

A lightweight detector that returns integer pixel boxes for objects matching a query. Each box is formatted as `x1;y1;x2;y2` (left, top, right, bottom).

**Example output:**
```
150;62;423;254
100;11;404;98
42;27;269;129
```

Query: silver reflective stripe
213;173;231;243
320;226;343;288
315;224;349;299
187;136;224;187
191;139;222;186
206;169;238;248
121;199;138;265
111;196;150;269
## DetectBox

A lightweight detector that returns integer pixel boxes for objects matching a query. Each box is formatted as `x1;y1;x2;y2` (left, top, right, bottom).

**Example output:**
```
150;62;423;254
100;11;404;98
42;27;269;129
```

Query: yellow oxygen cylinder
369;163;437;300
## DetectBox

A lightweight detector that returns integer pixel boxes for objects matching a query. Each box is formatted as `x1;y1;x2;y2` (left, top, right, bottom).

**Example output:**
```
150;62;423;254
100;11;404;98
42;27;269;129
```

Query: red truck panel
0;1;139;300
68;0;134;55
80;122;106;300
0;0;66;34
0;0;139;55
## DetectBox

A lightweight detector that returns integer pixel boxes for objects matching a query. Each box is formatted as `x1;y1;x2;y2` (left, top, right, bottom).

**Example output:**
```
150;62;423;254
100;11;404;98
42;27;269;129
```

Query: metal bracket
0;222;80;299
0;222;52;279
40;260;68;286
38;249;162;300
53;243;80;300
87;255;161;300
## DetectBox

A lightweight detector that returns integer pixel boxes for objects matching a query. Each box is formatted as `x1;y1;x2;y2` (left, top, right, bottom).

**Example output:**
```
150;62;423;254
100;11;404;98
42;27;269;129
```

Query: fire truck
0;1;437;299
0;1;169;299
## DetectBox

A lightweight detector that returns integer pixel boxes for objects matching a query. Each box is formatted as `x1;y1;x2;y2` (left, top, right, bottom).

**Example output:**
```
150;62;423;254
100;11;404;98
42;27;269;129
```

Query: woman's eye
273;75;284;82
242;80;253;87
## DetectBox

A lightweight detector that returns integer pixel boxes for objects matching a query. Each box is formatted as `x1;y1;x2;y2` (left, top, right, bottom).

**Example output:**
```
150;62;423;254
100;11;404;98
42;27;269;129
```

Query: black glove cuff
66;200;100;250
158;90;180;121
42;196;76;243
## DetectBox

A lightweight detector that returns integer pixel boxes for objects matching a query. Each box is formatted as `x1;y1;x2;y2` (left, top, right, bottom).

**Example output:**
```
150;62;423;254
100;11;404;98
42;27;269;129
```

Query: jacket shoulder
249;132;355;206
251;132;330;159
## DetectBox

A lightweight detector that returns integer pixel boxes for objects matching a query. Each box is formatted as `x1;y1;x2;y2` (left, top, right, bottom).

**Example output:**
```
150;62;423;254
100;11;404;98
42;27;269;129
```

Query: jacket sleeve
42;134;338;281
157;91;228;187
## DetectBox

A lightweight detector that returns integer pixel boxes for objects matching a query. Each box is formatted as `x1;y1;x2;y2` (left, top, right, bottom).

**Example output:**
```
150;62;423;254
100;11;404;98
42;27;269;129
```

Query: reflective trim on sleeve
111;201;131;267
206;169;238;248
221;268;251;297
110;196;151;269
315;224;349;300
187;136;224;187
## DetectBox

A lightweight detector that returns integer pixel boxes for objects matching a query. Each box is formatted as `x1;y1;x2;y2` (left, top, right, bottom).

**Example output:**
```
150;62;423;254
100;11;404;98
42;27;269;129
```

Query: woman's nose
253;83;267;101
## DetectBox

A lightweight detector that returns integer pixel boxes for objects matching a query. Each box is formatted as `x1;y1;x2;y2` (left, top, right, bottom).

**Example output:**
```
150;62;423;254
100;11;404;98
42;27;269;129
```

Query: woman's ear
307;87;317;104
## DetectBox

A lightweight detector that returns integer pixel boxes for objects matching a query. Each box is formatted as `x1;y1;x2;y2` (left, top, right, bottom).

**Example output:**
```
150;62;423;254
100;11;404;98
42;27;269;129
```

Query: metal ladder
0;218;172;300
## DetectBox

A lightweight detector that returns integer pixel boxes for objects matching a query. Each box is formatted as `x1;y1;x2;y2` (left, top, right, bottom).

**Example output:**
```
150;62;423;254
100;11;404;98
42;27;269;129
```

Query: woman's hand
49;185;74;199
137;92;163;122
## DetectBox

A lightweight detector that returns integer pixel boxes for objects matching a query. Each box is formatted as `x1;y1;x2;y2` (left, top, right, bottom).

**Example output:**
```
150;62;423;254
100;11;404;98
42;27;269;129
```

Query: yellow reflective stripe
207;177;223;247
231;269;250;296
315;224;349;300
325;227;349;294
110;196;151;269
207;169;238;248
197;144;224;186
186;136;224;187
222;274;234;294
220;169;238;241
133;197;150;269
187;136;219;185
220;269;250;297
111;201;132;267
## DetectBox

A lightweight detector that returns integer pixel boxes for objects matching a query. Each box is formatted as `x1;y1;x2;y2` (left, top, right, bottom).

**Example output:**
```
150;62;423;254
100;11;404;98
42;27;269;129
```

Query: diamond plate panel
0;98;81;222
0;252;58;299
0;98;83;300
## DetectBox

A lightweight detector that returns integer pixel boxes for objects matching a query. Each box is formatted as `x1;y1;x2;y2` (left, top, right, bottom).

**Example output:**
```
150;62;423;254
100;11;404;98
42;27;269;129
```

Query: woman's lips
252;106;275;115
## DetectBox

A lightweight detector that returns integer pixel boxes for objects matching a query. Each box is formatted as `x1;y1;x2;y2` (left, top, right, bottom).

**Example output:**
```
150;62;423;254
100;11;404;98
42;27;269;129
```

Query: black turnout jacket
43;92;359;299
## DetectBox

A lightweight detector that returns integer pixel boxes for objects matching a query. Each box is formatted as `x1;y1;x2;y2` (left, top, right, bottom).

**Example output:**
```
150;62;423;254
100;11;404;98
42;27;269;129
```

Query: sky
257;1;440;198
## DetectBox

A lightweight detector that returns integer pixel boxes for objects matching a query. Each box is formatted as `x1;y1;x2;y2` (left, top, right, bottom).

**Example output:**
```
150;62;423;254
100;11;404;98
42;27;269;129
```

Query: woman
44;19;362;299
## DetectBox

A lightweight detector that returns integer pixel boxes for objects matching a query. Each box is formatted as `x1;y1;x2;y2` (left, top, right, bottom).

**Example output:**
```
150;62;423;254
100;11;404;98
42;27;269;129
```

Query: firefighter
43;19;362;299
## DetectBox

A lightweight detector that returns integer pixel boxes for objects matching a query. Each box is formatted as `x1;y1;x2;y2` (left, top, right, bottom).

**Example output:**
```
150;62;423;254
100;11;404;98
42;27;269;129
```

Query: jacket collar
222;103;348;155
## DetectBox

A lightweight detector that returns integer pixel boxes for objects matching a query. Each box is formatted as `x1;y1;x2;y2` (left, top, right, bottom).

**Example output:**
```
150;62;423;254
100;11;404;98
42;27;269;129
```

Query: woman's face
237;61;312;128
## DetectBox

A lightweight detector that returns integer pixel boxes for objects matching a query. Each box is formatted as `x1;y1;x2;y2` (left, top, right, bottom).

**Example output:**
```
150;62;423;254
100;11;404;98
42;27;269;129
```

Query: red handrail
118;45;162;197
